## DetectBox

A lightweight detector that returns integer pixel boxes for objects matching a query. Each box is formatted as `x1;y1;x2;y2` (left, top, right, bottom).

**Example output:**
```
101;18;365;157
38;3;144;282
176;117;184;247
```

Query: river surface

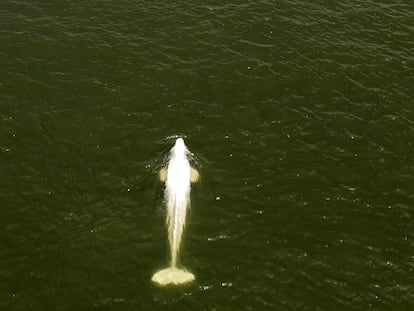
0;1;413;310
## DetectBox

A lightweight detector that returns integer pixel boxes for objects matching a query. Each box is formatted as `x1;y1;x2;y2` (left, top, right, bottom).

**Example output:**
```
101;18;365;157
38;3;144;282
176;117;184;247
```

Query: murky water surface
0;1;413;310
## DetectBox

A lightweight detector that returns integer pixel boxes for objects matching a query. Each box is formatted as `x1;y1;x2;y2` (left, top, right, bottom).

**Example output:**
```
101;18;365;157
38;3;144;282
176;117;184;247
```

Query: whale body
152;138;199;286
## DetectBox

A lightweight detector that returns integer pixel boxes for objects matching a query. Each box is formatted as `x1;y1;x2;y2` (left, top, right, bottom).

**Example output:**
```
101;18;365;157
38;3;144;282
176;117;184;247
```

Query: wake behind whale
152;138;199;286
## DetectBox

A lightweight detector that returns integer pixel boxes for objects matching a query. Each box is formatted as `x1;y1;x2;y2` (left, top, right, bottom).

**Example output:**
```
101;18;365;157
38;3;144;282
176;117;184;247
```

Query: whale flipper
190;167;199;183
152;267;195;285
161;165;198;183
159;168;167;182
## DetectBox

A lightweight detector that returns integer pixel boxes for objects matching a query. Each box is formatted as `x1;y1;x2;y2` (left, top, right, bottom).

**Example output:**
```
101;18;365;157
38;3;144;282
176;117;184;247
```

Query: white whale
152;138;199;285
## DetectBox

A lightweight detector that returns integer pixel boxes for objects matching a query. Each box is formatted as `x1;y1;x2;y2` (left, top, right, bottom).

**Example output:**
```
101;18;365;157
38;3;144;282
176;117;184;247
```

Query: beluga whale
152;138;199;285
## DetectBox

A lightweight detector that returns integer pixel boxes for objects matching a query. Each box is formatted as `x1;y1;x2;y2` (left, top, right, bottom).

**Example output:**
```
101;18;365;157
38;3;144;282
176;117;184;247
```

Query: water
1;0;413;309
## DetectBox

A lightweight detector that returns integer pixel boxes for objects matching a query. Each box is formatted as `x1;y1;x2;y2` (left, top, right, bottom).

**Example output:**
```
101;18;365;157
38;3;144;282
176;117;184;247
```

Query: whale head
172;138;187;158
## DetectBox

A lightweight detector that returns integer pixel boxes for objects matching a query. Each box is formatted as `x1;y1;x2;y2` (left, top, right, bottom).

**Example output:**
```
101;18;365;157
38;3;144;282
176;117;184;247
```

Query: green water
1;1;413;310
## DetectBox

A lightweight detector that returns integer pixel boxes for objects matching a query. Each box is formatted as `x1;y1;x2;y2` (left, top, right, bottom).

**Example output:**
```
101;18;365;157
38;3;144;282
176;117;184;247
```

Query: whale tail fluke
151;267;195;286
